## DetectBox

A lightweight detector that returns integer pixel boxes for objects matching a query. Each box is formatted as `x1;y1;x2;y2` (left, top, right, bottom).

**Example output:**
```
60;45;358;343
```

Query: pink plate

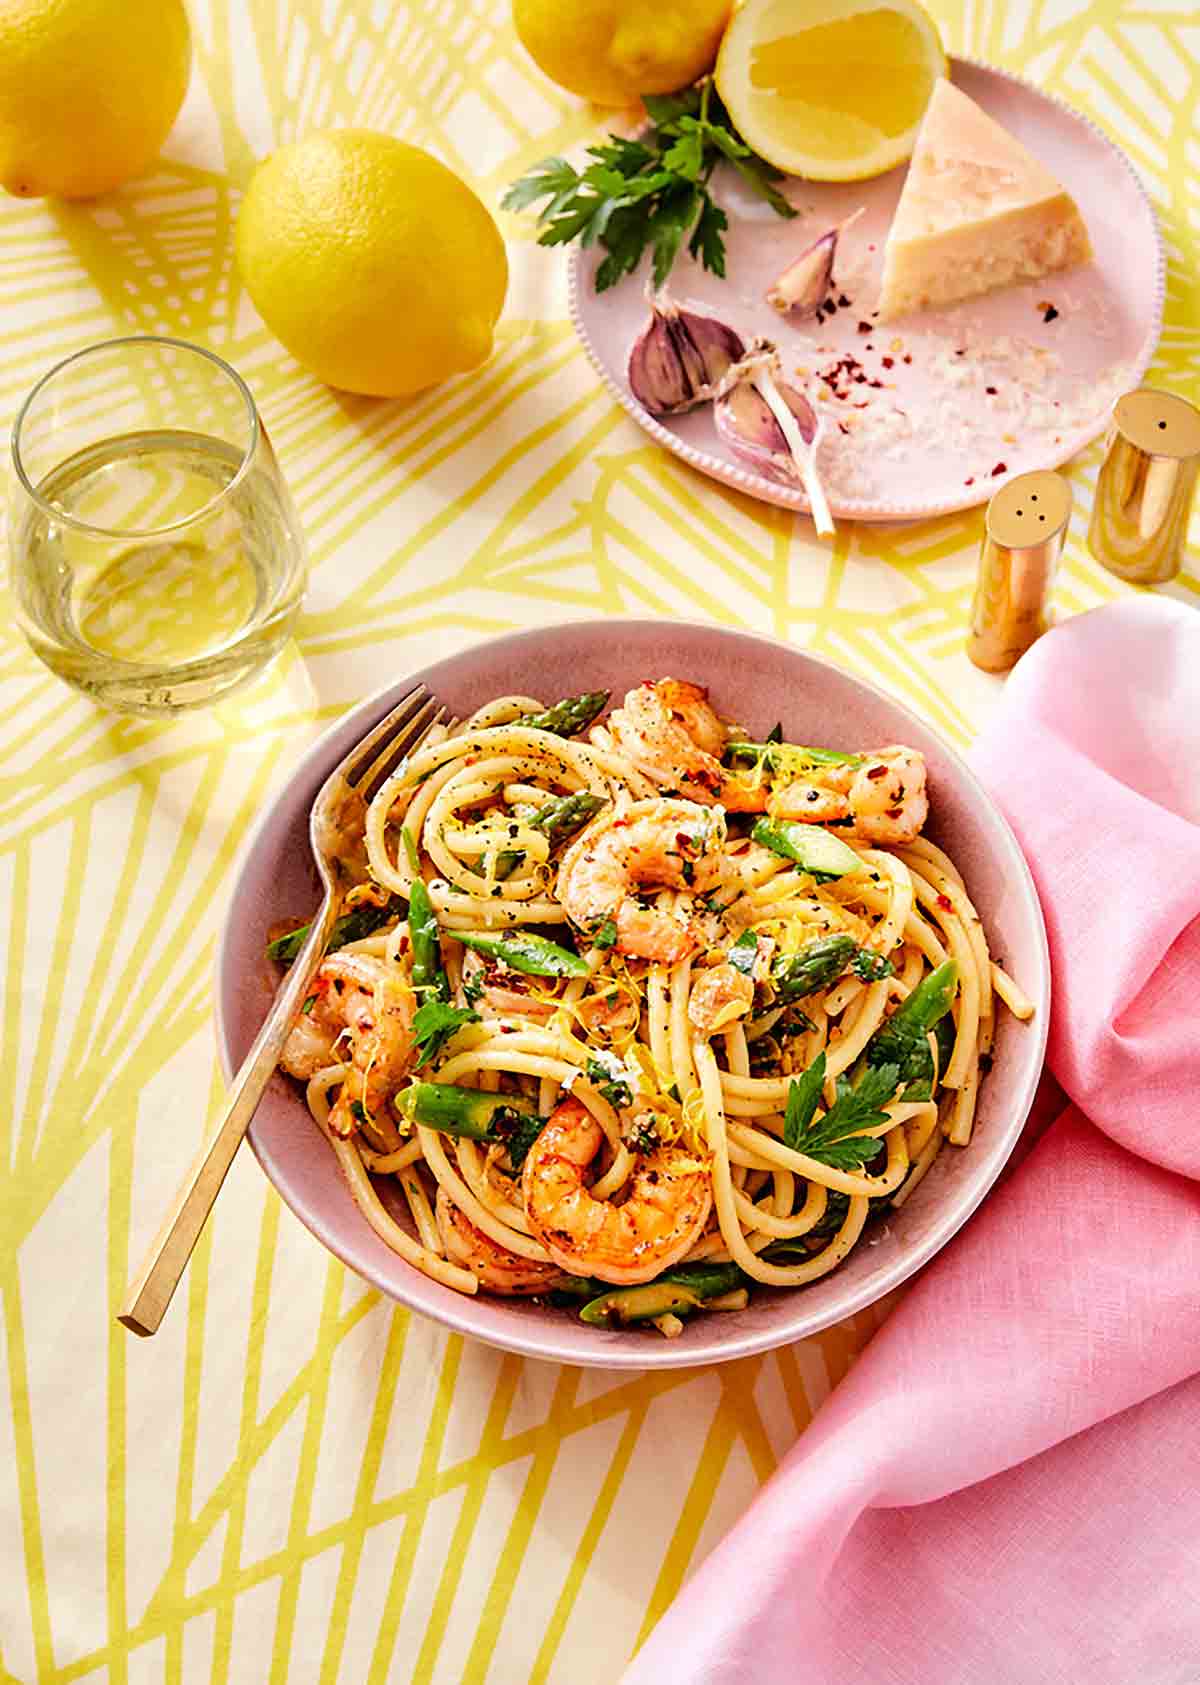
216;621;1049;1368
569;58;1163;523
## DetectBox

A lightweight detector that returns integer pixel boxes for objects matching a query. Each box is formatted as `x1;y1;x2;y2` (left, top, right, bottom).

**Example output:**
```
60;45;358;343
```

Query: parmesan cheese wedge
877;78;1092;321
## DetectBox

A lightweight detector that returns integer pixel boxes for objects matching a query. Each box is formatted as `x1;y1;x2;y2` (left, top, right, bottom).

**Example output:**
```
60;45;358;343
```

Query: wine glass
8;335;308;715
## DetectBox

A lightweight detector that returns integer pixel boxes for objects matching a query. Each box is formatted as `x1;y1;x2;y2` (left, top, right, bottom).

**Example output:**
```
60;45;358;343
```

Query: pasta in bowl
217;622;1049;1367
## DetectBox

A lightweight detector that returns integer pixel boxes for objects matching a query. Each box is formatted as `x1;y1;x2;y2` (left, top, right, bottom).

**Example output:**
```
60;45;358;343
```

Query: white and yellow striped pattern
0;2;1196;1680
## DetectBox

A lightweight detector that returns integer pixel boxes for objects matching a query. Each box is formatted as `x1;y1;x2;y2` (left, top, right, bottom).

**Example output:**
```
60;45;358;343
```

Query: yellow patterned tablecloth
1;3;1196;1680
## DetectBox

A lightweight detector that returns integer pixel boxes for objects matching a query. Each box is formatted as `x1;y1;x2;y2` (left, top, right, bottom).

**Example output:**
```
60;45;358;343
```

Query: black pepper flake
955;348;966;356
1043;305;1059;323
992;462;1007;476
837;293;850;308
856;321;872;334
824;295;837;312
985;386;998;395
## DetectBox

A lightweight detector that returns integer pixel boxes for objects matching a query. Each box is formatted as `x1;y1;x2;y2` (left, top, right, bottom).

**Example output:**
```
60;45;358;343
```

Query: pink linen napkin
624;596;1200;1685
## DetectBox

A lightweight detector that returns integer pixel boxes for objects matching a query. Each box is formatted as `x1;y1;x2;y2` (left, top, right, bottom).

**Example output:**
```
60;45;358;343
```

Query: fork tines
350;688;454;806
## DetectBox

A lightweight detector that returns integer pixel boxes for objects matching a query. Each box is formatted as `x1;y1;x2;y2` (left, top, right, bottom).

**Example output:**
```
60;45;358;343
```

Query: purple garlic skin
715;377;817;483
628;297;746;415
766;208;864;319
767;230;836;319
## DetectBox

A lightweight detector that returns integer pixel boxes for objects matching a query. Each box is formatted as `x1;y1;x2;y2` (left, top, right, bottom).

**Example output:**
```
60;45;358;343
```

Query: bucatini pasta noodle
268;679;1032;1336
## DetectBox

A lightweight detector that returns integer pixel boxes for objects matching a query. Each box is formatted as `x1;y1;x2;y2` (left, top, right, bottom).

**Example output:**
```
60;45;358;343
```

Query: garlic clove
714;342;833;536
766;209;864;319
628;292;746;415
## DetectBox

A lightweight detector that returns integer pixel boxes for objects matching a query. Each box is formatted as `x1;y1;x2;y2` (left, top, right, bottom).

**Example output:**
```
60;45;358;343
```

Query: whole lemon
236;130;508;398
0;0;191;199
512;0;731;106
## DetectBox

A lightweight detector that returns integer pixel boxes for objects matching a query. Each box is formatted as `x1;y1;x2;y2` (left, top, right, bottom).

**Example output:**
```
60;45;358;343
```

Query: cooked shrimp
769;745;928;843
435;1188;564;1295
606;681;928;840
556;798;727;962
687;963;754;1037
607;679;754;809
280;953;415;1136
522;1097;712;1285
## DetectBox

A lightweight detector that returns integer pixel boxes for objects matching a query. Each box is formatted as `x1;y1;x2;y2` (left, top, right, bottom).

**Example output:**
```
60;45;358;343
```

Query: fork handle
118;896;340;1337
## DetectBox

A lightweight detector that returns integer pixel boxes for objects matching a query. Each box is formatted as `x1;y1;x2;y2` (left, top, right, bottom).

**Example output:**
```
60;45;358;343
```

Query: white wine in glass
10;336;308;715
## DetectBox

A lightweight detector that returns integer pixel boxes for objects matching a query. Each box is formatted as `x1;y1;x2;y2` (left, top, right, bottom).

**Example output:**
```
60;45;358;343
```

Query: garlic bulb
627;292;746;415
714;343;834;536
766;209;864;319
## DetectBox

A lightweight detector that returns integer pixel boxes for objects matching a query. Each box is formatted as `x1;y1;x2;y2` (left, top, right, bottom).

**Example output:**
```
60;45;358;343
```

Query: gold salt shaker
1087;388;1200;585
969;469;1072;673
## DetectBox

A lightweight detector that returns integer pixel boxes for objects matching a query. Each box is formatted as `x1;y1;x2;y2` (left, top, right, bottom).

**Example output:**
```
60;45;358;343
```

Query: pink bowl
216;621;1049;1368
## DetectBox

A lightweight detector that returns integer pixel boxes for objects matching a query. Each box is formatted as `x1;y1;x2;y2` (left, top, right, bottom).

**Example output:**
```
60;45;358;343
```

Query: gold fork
118;682;452;1337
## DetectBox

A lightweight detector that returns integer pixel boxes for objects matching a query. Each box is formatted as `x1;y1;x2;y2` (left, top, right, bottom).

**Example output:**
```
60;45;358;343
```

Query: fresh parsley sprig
411;999;479;1068
782;1051;901;1171
502;78;796;292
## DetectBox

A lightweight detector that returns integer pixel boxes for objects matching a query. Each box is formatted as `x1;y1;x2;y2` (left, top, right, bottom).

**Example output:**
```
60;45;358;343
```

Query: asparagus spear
517;691;609;738
408;876;449;1001
578;1263;747;1326
725;740;863;771
769;934;858;1002
495;790;605;881
396;1082;546;1166
449;929;590;978
266;895;403;965
751;817;865;879
865;958;958;1095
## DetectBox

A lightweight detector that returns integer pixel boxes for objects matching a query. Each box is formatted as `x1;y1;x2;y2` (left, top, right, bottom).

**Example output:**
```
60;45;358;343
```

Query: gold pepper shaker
1087;388;1200;585
968;469;1072;673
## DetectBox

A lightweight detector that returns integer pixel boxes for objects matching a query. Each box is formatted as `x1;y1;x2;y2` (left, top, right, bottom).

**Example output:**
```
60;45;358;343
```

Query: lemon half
716;0;946;182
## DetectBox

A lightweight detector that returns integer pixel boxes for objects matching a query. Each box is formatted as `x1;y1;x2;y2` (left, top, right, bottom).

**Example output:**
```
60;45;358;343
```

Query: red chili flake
865;765;887;781
838;422;850;435
881;356;894;369
1043;305;1059;323
991;462;1007;476
867;243;876;252
964;476;975;486
937;893;954;912
857;321;873;334
902;353;912;365
955;348;966;357
985;386;998;395
886;808;903;820
837;293;850;308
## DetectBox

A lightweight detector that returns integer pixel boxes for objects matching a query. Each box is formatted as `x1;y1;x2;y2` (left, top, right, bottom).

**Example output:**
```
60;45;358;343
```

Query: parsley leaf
491;1107;545;1171
592;918;618;950
783;1052;900;1170
851;948;896;983
412;1000;479;1068
783;1052;826;1149
503;76;795;293
586;1057;633;1110
727;929;759;977
688;193;728;277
